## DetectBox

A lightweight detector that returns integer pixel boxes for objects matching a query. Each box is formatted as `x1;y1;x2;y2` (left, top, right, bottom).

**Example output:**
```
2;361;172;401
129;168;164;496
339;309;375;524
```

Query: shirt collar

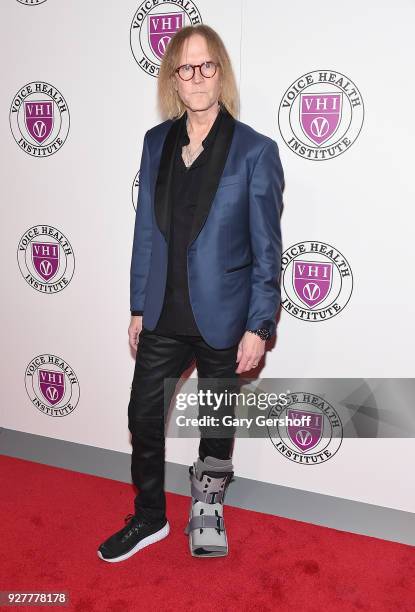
180;104;225;148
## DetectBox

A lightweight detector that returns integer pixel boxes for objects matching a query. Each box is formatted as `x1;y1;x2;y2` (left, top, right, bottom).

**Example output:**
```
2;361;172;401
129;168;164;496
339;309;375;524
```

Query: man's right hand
129;315;143;350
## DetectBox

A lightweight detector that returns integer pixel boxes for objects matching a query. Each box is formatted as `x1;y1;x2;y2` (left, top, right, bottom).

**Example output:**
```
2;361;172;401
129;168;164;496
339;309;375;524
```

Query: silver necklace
183;140;203;167
183;119;206;167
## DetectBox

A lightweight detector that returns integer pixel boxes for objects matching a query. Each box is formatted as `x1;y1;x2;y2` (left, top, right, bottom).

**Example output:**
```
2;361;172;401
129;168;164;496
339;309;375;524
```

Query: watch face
258;329;271;340
248;328;270;340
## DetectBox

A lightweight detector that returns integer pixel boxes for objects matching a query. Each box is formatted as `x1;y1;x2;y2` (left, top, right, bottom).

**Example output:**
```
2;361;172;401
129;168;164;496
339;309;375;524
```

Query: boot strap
190;469;234;504
191;481;228;504
184;514;224;534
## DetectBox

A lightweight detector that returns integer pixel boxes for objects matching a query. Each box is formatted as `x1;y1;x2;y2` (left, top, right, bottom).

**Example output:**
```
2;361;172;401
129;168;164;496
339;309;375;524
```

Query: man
98;24;284;562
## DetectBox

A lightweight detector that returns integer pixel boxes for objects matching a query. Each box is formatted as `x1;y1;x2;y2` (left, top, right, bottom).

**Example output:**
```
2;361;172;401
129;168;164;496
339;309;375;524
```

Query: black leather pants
127;326;240;523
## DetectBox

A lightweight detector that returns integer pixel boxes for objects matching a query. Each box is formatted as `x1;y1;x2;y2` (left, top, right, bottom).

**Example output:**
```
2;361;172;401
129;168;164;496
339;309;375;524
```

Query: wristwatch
246;328;271;341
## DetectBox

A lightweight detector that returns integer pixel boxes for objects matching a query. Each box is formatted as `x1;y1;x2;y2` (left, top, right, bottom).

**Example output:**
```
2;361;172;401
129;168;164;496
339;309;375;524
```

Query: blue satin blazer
130;107;285;350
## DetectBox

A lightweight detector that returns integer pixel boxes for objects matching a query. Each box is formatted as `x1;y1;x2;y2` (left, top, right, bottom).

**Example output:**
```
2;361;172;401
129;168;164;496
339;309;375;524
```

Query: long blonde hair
157;24;239;120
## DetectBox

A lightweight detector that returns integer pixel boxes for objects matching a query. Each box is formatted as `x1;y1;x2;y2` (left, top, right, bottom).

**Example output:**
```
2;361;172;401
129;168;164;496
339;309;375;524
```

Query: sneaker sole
97;521;170;563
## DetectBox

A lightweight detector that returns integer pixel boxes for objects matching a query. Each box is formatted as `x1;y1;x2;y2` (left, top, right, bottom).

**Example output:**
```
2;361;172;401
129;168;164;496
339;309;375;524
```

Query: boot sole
97;521;170;563
190;547;228;558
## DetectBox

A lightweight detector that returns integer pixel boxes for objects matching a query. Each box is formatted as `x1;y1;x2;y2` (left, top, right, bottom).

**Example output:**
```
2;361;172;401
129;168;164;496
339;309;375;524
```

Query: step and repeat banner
1;1;414;515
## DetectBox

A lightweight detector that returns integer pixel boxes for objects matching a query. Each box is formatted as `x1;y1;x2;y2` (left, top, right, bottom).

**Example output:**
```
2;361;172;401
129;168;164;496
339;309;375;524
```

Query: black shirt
153;105;224;336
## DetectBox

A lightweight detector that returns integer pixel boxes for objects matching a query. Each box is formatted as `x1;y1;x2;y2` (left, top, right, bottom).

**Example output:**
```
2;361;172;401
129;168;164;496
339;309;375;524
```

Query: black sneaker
97;513;170;562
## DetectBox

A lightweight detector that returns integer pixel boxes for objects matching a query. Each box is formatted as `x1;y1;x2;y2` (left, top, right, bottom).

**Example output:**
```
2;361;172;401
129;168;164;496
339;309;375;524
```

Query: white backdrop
1;0;414;514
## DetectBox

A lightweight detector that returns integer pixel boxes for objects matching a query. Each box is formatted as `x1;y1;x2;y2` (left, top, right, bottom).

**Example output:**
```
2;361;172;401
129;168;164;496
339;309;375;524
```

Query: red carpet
1;454;415;612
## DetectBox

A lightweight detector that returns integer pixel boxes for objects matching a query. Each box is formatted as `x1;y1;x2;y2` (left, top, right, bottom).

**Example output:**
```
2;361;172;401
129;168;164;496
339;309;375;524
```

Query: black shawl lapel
188;108;235;247
154;115;183;243
154;107;236;246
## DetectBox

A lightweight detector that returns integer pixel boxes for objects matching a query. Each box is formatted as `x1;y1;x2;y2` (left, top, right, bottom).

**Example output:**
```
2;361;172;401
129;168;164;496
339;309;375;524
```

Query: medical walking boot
184;455;234;558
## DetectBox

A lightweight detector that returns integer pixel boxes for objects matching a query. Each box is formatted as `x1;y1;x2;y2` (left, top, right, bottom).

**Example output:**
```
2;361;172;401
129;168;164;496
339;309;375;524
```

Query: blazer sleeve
130;131;152;315
245;138;285;339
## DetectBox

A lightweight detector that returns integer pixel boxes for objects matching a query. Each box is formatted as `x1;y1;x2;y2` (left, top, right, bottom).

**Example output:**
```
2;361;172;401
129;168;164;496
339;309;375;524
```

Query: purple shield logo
300;93;342;146
31;242;59;281
293;260;333;308
24;100;54;144
287;409;323;452
148;12;184;60
39;369;65;406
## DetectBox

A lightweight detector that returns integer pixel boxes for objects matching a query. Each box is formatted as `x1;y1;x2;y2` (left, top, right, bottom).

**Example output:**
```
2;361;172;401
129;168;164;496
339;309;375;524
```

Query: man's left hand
235;331;266;374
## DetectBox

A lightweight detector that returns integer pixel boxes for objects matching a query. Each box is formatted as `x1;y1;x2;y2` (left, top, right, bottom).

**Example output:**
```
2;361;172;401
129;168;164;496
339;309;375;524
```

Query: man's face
174;34;221;113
